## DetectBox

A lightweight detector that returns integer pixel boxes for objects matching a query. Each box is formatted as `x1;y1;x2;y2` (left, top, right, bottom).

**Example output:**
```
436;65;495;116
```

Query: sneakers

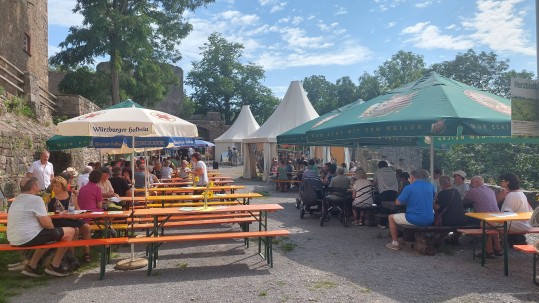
21;265;42;277
44;264;71;277
377;224;387;229
386;242;400;251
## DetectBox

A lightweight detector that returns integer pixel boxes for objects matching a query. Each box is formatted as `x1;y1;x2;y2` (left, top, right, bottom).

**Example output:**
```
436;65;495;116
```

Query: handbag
434;190;455;226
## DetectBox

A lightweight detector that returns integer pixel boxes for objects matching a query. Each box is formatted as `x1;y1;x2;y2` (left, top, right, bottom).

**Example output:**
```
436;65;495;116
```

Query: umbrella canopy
306;72;512;144
56;106;198;138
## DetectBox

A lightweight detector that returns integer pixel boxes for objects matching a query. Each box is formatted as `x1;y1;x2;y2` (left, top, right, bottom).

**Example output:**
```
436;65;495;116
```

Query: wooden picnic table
135;185;245;194
132;203;284;274
151;180;234;187
465;211;533;276
118;192;263;207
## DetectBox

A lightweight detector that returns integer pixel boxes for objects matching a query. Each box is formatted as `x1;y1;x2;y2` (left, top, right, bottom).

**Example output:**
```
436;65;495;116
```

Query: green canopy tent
305;72;539;174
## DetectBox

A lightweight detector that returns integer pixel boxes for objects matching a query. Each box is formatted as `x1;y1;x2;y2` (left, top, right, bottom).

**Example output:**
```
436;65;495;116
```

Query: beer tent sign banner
510;78;539;136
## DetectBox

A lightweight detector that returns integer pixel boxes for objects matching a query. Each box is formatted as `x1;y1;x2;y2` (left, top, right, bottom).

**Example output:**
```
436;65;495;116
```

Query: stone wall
55;94;102;118
0;0;49;91
353;146;423;174
155;65;183;117
189;112;230;141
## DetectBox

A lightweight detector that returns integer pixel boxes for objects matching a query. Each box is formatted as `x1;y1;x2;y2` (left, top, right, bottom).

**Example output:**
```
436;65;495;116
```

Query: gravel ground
11;165;539;303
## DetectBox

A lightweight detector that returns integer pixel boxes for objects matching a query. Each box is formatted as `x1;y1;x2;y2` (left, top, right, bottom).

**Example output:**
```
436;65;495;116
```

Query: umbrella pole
429;137;434;179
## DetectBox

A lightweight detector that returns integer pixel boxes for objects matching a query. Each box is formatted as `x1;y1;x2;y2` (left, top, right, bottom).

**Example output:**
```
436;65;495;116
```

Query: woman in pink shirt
77;170;103;212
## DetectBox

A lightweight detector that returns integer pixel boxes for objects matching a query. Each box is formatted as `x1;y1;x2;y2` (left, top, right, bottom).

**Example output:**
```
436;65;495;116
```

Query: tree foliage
186;33;279;124
375;50;426;92
50;0;214;104
357;72;381;101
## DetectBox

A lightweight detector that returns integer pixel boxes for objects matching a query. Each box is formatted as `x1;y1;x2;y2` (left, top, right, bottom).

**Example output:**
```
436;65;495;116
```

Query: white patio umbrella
56;106;198;269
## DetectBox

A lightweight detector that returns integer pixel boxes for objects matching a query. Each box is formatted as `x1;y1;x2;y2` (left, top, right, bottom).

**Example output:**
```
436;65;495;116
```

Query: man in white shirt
27;150;54;191
7;177;75;277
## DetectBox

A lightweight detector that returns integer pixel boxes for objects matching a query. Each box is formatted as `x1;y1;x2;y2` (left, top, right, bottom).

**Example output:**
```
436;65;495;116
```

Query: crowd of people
6;150;209;277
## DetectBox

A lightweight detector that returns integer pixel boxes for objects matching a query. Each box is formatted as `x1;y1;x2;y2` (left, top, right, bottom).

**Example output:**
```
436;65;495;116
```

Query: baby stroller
296;178;325;219
321;187;352;227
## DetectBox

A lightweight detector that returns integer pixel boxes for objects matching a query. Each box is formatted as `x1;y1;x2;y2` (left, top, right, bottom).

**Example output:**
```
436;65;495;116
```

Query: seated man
302;159;319;181
452;170;470;199
326;167;351;200
109;166;132;197
386;169;435;251
7;177;76;277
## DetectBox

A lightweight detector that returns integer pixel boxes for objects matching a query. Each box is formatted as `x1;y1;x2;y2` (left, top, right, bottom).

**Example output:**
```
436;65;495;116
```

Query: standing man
232;147;240;166
227;147;233;165
386;169;435;251
452;170;470;199
7;177;76;277
27;150;54;191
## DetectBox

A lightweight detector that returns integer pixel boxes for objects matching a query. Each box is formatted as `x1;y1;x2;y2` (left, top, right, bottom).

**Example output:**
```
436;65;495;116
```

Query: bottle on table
54;200;62;214
68;194;76;214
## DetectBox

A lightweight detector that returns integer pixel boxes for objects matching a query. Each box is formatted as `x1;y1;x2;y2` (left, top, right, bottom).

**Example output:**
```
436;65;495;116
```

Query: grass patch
258;290;268;297
359;287;371;293
275;280;287;287
308;280;337;291
176;262;188;269
279;242;297;252
255;190;271;197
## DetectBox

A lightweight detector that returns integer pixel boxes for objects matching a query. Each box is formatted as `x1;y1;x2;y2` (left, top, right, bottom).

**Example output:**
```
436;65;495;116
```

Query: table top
152;180;234;187
132;203;284;216
135;185;245;193
117;192;263;202
162;176;233;182
465;212;532;222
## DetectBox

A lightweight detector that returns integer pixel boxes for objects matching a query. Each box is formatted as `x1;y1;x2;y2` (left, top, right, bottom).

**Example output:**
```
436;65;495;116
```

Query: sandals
82;253;91;263
352;220;364;226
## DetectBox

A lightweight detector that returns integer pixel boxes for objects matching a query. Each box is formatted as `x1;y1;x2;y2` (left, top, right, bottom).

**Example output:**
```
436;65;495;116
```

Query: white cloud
446;24;457;30
255;41;372;70
415;1;432;8
335;5;348;15
462;0;535;55
387;21;397;28
48;0;83;27
401;22;474;50
219;10;259;25
48;44;61;58
291;16;303;26
270;2;287;13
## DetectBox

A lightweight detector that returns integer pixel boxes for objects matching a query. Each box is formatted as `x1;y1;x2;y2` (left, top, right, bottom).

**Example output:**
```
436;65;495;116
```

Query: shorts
52;218;86;228
17;228;64;247
392;213;415;226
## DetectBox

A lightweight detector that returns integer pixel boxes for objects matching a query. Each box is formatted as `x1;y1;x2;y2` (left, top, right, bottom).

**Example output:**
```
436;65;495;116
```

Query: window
23;33;31;55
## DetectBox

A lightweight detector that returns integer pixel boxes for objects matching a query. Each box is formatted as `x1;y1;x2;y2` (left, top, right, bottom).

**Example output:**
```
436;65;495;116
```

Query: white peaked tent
242;81;319;180
214;105;260;162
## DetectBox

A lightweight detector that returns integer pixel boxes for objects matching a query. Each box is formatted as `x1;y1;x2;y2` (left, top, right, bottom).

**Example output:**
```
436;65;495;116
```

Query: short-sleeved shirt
76;173;90;189
397;180;435;226
302;169;318;180
453;183;470;199
195;161;208;186
7;194;47;246
109;177;130;196
161;166;173;179
98;180;115;196
374;167;398;193
501;191;532;232
77;182;103;212
463;185;499;212
28;160;54;190
436;188;468;226
352;179;373;208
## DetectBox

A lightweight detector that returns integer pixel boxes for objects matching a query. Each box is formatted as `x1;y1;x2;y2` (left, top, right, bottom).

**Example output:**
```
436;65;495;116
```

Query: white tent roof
214;105;260;142
243;81;318;143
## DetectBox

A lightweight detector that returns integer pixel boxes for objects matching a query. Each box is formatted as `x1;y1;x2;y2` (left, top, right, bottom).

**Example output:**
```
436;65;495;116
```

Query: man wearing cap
452;170;470;199
97;167;118;198
27;150;54;191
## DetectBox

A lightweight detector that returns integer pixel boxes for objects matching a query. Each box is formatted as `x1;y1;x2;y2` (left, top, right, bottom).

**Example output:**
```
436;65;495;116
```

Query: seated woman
48;176;92;262
351;169;374;226
77;170;104;212
435;176;468;226
498;172;532;232
160;160;174;179
178;160;191;179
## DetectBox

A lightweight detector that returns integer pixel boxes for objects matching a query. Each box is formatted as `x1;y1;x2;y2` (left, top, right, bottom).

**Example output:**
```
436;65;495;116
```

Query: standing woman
189;152;208;186
48;176;92;262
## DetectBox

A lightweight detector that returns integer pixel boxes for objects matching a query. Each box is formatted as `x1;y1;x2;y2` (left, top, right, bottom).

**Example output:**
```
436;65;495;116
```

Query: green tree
50;0;214;104
375;50;426;91
335;76;360;107
180;93;196;119
357;72;381;101
302;75;337;115
186;33;278;124
57;66;111;106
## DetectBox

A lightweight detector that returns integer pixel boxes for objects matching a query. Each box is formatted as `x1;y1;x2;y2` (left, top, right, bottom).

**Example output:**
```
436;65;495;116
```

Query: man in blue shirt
386;169;435;251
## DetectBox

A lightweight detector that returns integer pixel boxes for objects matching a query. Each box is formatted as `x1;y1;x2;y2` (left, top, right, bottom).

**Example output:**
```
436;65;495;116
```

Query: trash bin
213;161;219;169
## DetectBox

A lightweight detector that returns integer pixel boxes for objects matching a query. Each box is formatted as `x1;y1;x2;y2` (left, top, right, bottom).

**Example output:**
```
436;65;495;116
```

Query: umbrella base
114;257;148;270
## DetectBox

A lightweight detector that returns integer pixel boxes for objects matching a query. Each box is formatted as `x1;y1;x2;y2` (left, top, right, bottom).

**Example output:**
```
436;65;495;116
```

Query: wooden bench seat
129;229;290;275
513;244;539;285
132;212;260;223
145;201;242;208
398;224;480;256
0;237;129;280
129;217;257;234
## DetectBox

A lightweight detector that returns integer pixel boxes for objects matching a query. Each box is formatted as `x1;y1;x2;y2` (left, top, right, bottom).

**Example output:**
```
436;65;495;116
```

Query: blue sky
48;0;537;98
